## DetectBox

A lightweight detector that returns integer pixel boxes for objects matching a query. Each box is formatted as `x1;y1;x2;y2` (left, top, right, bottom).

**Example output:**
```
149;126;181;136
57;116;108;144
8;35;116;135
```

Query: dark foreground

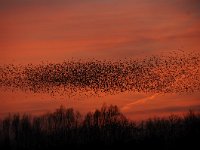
0;105;200;150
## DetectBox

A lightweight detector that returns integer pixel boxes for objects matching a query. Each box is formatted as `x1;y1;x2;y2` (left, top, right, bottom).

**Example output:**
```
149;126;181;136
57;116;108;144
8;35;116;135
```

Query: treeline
0;105;200;149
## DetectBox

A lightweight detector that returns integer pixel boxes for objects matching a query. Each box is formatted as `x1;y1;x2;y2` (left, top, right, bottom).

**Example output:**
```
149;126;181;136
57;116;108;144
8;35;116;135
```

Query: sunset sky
0;0;200;120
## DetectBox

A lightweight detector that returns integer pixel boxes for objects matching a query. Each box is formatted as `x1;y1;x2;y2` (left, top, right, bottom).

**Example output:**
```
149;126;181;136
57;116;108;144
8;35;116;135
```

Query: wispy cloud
122;93;159;112
127;104;200;115
1;0;200;64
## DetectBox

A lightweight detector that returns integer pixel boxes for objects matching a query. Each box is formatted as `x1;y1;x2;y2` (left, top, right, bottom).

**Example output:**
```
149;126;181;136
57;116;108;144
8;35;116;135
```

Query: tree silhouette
0;105;200;149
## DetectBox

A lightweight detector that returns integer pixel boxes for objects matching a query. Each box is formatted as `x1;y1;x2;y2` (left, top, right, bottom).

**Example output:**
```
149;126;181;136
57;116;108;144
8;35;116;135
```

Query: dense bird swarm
0;52;200;96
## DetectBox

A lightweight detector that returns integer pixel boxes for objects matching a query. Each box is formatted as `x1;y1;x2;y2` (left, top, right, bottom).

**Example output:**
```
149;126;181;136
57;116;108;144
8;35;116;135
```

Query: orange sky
1;0;200;63
0;0;200;119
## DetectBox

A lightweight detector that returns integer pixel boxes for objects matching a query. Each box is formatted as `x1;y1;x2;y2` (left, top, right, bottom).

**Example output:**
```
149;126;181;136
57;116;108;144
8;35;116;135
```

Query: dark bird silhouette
0;51;199;97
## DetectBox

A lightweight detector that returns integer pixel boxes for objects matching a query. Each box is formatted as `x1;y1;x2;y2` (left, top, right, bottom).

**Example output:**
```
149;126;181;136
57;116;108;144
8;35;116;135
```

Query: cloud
122;94;159;111
1;0;200;64
127;104;200;115
0;0;69;9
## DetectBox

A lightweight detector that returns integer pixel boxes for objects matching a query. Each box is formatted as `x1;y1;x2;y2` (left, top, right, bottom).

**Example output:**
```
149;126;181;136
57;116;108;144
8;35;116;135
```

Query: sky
0;0;200;120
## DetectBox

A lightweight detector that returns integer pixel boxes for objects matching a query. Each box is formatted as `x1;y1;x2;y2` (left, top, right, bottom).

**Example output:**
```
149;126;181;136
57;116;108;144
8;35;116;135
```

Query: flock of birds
0;51;200;97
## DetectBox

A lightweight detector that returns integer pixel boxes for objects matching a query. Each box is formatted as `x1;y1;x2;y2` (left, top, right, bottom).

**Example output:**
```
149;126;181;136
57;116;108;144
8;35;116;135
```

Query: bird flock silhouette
0;51;200;97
